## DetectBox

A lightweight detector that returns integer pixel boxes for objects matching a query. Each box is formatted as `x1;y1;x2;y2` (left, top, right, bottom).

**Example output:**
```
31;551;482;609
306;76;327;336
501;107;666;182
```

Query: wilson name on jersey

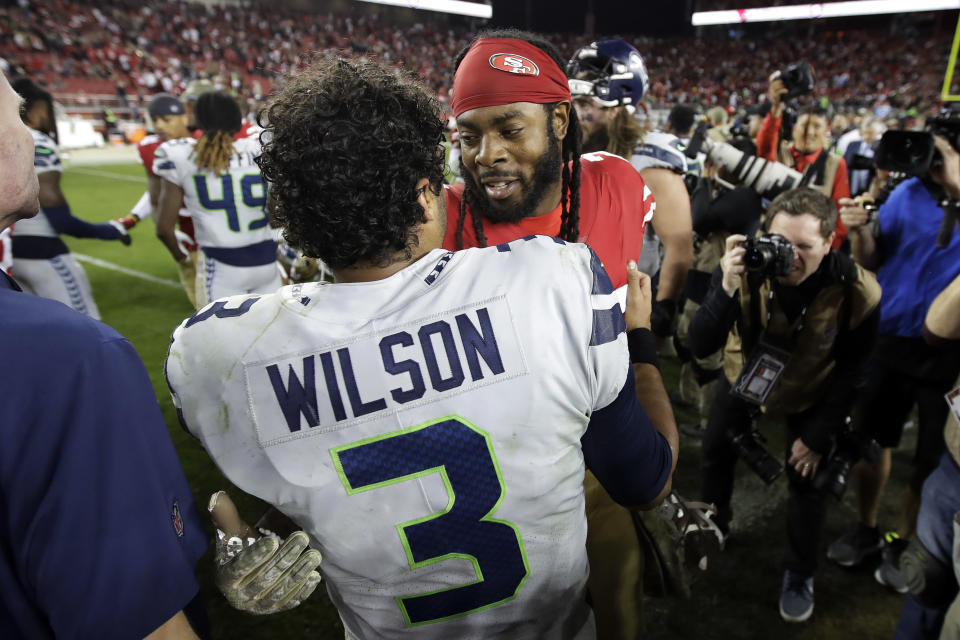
153;137;271;249
167;237;628;639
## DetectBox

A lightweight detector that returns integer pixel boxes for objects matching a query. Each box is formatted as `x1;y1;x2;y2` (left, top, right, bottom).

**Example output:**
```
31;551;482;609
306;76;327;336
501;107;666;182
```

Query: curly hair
452;29;583;249
257;57;445;270
194;92;242;176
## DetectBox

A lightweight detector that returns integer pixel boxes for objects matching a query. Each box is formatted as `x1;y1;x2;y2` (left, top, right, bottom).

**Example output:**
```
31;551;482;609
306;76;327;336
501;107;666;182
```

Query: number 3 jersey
167;237;632;639
152;136;272;251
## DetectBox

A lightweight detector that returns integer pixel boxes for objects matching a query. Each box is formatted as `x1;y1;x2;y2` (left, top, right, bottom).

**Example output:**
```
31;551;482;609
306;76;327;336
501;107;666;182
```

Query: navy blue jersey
0;276;206;639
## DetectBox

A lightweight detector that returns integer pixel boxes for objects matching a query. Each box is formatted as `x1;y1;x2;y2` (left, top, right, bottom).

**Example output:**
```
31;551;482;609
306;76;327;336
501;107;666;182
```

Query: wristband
628;328;659;368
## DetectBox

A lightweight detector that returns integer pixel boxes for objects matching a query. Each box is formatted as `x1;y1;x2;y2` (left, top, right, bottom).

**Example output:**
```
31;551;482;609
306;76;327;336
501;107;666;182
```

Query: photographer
829;135;960;591
757;69;850;248
689;188;881;623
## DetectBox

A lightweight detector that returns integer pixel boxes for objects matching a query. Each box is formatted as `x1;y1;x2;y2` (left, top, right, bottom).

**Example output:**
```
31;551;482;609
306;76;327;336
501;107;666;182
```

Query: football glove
174;229;198;254
108;217;135;245
208;491;322;615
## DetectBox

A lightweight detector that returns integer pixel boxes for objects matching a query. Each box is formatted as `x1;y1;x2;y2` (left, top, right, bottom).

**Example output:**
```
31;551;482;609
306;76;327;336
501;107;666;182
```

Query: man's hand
208;491;322;615
108;216;136;246
930;135;960;200
788;438;822;479
624;260;652;331
720;234;747;297
838;197;872;230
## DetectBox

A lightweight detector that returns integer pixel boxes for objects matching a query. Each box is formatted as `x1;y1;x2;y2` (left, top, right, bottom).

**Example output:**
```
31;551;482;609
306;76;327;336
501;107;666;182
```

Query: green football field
60;161;911;639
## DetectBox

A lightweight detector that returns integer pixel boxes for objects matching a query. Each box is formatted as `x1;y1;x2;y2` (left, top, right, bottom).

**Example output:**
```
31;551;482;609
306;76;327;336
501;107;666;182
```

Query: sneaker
874;532;909;593
779;571;815;622
827;524;883;567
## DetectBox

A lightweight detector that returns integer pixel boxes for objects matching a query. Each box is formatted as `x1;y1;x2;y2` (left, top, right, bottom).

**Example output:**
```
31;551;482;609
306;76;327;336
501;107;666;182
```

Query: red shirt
756;113;850;248
137;134;163;178
443;152;654;289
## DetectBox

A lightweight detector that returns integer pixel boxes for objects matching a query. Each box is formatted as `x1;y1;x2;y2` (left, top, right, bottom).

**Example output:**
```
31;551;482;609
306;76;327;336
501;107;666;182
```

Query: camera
874;109;960;175
739;234;795;277
684;122;804;200
729;428;784;485
811;421;881;500
779;62;814;100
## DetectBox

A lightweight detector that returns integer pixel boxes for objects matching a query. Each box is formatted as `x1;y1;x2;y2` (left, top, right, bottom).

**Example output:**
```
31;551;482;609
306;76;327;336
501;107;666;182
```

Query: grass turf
59;161;911;639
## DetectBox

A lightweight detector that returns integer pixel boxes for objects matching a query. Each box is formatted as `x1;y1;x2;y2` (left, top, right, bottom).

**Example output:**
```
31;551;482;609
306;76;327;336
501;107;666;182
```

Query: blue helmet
566;39;648;108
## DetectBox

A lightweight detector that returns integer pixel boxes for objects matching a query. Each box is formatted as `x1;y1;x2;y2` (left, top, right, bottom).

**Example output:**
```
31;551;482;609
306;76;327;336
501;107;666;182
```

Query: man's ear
415;177;434;221
553;101;571;141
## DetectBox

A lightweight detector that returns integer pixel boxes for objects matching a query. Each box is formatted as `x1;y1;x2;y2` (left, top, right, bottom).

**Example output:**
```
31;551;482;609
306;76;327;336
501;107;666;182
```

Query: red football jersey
137;134;163;178
443;151;654;289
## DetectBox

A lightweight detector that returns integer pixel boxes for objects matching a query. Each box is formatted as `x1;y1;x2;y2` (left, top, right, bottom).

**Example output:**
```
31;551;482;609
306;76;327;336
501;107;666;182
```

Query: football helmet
566;39;648;108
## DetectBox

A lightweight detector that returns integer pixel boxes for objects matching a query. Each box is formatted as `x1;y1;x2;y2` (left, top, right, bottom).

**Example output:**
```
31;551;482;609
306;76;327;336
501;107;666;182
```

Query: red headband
451;38;571;118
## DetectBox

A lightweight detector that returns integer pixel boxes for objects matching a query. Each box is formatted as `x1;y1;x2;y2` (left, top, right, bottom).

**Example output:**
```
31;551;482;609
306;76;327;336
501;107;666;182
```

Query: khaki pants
585;470;643;640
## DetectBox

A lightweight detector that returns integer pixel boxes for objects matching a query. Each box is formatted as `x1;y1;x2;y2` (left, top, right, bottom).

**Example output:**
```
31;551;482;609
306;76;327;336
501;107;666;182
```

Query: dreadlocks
193;91;242;176
453;29;583;249
11;77;57;144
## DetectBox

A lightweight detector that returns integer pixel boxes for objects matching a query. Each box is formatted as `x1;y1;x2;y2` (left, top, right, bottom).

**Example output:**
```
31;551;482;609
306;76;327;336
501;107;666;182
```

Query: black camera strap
798;148;830;188
743;275;807;354
732;277;803;406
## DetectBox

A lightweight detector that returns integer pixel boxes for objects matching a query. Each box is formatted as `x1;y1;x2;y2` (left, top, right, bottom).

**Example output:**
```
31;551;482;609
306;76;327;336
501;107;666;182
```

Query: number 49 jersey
153;137;271;249
166;237;630;640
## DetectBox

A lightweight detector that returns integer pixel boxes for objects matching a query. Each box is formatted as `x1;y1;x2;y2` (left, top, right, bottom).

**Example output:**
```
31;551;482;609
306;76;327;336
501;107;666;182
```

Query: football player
154;91;280;306
9;77;134;319
444;30;655;291
567;39;694;342
135;93;200;306
167;57;677;639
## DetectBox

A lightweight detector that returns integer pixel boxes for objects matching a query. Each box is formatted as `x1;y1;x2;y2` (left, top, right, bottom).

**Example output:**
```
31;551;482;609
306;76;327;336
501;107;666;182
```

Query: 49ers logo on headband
488;53;540;76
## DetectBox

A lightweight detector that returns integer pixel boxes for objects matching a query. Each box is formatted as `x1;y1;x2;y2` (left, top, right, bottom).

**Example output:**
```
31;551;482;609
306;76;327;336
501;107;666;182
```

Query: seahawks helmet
566;39;648;108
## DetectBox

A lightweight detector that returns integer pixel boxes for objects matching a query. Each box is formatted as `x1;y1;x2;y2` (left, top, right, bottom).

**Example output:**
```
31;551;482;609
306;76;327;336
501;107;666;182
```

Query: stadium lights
352;0;492;19
692;0;960;26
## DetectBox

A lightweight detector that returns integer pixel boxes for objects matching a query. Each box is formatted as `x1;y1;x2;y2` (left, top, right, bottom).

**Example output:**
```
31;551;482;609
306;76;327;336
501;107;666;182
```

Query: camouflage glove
209;491;322;615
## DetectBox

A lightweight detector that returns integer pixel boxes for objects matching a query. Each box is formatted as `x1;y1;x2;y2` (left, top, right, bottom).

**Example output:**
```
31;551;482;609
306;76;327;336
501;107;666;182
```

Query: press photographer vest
722;252;881;414
779;143;841;198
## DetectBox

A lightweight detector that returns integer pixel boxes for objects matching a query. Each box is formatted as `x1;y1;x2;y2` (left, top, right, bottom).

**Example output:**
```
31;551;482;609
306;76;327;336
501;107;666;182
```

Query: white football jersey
152;137;272;249
630;131;688;174
167;237;631;640
12;129;62;238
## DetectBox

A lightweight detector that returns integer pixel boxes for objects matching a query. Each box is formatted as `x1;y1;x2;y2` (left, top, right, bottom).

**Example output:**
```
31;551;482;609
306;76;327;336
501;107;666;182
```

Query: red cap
451;38;571;118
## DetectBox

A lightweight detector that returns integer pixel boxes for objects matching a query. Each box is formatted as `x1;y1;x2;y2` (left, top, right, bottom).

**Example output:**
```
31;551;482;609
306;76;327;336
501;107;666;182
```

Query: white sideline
68;168;147;183
73;253;182;289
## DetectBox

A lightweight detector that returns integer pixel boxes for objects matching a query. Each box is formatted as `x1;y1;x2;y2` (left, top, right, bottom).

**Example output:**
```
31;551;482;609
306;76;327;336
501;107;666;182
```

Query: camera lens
744;248;765;270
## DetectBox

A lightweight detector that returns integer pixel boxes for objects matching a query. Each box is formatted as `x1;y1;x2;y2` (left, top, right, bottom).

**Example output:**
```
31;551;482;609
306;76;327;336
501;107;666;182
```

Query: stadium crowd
0;0;950;118
1;1;960;639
